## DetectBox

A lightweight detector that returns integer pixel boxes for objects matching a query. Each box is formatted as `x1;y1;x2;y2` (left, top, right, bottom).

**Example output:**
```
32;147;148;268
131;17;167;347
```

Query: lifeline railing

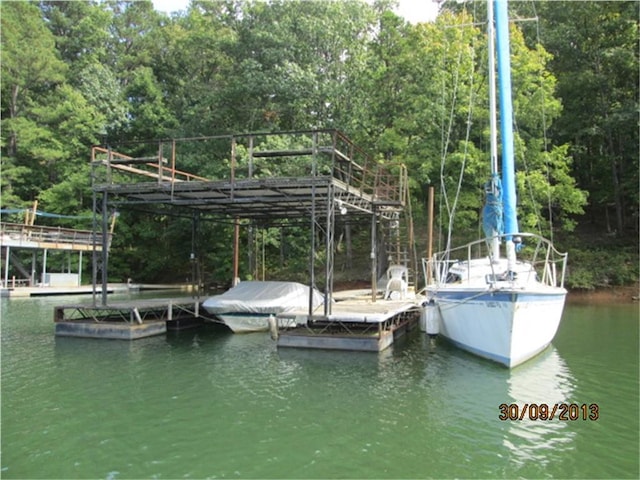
422;232;568;289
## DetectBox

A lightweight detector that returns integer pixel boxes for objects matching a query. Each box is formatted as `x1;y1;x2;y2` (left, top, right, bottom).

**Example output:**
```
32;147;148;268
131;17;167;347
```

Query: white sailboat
422;0;568;368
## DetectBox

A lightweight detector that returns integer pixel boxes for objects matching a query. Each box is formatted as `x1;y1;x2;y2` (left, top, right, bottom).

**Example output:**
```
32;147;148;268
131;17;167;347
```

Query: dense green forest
1;0;638;290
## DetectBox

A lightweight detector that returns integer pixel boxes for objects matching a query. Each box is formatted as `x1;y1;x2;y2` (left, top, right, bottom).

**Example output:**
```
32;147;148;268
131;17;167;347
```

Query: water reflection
502;347;576;470
276;343;394;370
414;335;579;477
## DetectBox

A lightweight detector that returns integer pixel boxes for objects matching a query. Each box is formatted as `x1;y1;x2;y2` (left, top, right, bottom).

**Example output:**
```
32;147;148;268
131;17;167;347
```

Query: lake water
1;293;638;479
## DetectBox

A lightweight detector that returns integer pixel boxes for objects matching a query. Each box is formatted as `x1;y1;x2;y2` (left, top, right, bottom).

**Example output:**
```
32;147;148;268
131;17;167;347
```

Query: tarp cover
202;281;324;314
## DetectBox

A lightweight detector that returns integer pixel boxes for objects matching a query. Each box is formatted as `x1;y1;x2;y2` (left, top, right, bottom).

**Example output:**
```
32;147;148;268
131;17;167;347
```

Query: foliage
566;247;639;290
537;1;639;235
0;0;635;290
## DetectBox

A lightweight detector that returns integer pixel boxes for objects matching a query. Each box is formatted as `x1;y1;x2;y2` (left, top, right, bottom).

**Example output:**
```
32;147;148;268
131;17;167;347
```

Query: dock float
54;297;209;339
276;299;421;352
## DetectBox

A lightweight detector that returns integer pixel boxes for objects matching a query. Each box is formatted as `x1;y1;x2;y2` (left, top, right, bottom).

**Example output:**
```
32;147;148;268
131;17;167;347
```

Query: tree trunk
8;84;20;156
345;222;352;269
607;129;624;234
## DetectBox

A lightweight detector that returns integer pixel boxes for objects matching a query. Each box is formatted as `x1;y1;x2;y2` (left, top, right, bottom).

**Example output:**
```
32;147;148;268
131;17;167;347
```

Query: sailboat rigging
422;0;568;368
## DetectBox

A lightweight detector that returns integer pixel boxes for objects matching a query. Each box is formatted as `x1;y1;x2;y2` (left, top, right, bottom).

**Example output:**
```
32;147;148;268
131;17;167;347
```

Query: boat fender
420;299;440;337
268;315;278;341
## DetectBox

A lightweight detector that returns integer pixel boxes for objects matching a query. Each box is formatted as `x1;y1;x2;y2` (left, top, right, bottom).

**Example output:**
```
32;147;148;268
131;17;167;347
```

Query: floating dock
54;297;210;339
52;291;422;351
276;296;421;352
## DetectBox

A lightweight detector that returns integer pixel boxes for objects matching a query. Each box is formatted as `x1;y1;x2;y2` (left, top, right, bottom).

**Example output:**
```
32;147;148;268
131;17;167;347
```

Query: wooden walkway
1;222;109;251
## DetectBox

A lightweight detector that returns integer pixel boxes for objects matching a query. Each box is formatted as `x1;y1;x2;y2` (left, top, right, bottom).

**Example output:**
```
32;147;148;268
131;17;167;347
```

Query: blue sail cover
483;175;504;239
495;0;519;238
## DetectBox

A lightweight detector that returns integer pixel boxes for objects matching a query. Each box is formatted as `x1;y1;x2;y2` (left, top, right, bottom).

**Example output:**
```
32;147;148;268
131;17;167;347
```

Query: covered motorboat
202;281;324;333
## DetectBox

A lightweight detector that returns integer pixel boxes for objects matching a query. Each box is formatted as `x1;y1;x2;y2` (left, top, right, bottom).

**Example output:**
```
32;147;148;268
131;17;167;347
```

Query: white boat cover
202;281;324;315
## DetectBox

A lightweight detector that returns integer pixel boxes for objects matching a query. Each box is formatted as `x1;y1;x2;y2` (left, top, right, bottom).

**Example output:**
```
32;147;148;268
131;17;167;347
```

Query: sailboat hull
433;289;566;368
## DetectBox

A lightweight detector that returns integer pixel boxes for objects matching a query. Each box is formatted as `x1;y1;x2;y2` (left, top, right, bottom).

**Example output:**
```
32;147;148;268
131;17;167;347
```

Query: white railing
422;232;568;289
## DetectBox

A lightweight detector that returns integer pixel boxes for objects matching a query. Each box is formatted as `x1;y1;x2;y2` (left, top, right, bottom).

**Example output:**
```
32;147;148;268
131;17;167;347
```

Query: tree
39;0;112;74
1;1;67;157
538;1;638;235
1;0;68;206
361;7;586;243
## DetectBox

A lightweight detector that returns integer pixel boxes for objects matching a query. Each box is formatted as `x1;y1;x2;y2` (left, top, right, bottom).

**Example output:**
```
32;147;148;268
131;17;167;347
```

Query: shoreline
567;284;639;305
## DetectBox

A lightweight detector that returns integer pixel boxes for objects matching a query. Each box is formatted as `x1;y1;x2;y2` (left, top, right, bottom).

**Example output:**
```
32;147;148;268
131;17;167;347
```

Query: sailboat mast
487;0;498;178
487;0;501;261
494;0;518;240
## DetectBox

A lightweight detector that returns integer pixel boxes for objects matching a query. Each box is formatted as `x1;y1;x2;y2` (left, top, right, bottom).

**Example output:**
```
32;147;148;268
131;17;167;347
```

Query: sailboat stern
432;287;566;368
509;289;567;367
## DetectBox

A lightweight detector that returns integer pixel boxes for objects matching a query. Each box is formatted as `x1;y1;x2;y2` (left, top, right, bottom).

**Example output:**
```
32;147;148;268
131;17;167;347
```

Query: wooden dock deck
276;297;422;352
54;297;212;339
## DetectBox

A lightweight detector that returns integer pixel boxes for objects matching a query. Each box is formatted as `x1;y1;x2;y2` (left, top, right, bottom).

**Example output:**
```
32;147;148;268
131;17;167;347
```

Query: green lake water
1;293;638;479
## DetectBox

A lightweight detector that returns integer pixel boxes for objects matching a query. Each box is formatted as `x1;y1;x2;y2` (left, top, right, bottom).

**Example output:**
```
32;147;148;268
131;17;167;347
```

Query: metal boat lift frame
89;129;409;321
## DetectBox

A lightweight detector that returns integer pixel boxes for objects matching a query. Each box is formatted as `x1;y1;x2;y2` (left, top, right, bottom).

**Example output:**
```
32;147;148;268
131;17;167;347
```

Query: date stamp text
498;403;599;421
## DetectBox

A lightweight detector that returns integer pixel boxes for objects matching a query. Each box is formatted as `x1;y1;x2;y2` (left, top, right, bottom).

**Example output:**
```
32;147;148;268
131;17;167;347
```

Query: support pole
309;132;318;318
4;245;10;287
42;248;48;286
371;210;377;302
233;218;240;286
91;149;101;307
172;139;176;182
190;212;203;297
101;192;109;306
427;185;434;286
78;251;83;287
325;184;334;316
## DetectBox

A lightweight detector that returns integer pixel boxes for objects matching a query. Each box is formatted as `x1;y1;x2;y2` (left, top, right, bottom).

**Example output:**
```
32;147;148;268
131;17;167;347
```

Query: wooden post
427;185;435;286
26;200;38;226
